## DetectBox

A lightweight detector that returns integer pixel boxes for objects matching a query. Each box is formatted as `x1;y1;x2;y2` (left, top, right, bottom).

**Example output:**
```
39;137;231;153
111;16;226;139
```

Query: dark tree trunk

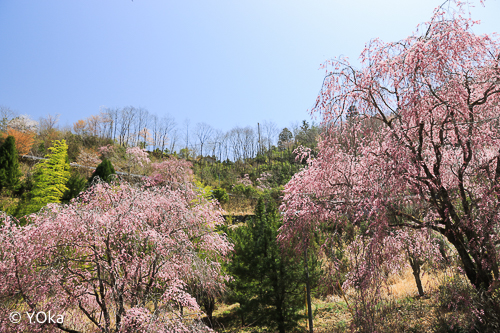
304;248;314;333
408;254;424;297
276;301;286;333
444;228;493;291
202;296;215;328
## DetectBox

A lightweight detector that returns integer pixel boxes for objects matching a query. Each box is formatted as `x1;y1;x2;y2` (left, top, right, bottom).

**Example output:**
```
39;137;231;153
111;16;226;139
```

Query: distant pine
0;135;22;191
89;158;115;184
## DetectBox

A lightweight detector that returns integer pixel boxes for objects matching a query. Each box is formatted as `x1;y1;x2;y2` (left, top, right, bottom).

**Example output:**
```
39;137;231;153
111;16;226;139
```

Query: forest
1;0;500;332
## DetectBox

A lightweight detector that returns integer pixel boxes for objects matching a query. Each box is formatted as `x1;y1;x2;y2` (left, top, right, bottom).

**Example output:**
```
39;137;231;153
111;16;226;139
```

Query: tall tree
62;171;87;203
278;127;293;152
0;136;22;191
263;120;279;157
133;107;150;147
28;140;71;212
228;195;312;333
195;122;213;158
0;106;17;133
118;106;136;146
280;0;500;295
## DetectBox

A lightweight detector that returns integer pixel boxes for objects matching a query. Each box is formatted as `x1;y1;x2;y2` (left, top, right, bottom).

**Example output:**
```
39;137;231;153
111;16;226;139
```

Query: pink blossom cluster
255;172;272;191
126;146;151;167
236;174;252;186
0;180;231;332
98;144;115;158
149;157;194;187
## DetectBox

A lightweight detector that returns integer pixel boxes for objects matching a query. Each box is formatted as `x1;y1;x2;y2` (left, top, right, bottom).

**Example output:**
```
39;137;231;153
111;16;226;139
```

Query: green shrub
89;158;115;184
212;187;228;203
62;171;87;202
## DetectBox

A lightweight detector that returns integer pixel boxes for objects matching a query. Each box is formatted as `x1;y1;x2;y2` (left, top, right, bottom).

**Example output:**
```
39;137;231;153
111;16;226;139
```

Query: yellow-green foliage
28;140;71;212
193;179;214;202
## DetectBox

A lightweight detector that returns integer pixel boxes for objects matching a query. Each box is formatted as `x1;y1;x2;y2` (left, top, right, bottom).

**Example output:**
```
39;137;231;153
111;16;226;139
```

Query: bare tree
195;122;213;158
150;114;160;151
0;106;17;132
183;119;191;157
157;115;177;153
102;107;120;141
99;107;113;140
168;128;178;154
262;121;279;160
117;106;136;146
133;108;150;147
210;129;226;161
39;114;59;135
228;127;243;161
242;126;256;160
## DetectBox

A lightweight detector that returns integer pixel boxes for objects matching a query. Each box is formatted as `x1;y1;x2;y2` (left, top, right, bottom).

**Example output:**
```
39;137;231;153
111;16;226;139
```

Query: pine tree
62;171;87;203
28;140;71;212
228;195;315;333
89;158;115;184
0;135;22;192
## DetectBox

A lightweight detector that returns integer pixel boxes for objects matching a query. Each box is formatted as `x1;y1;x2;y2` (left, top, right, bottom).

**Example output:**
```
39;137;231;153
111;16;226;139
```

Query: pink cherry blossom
0;178;231;332
280;0;500;293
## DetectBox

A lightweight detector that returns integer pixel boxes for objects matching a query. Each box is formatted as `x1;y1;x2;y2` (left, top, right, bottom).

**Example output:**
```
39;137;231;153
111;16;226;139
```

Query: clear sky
1;0;499;133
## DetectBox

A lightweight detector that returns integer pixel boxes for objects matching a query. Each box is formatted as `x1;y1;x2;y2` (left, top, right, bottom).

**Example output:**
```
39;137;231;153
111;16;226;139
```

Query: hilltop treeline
0;105;320;217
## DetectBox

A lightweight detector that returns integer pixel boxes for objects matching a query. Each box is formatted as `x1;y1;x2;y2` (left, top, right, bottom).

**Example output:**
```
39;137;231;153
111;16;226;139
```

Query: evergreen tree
28;140;71;212
88;158;115;184
277;127;293;152
0;136;22;191
228;195;315;333
62;171;87;202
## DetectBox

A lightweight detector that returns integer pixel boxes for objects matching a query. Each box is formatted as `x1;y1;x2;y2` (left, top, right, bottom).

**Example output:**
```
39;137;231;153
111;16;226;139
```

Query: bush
434;273;500;333
437;274;475;312
212;187;228;203
89;158;115;184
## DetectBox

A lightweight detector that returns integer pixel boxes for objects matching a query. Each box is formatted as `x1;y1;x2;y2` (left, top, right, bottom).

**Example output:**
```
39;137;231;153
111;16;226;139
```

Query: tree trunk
276;301;286;333
304;249;314;333
203;296;215;328
408;254;424;297
444;228;492;291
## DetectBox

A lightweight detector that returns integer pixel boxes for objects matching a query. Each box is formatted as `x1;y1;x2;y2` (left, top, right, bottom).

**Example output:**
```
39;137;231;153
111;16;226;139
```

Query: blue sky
1;0;499;133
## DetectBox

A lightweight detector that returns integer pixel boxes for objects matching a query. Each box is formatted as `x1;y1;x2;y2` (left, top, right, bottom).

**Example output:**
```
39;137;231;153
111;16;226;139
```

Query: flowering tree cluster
125;146;151;177
236;174;252;187
149;157;194;187
2;127;35;155
98;144;115;158
280;0;500;296
126;146;151;168
0;178;232;332
255;172;272;191
75;148;102;178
